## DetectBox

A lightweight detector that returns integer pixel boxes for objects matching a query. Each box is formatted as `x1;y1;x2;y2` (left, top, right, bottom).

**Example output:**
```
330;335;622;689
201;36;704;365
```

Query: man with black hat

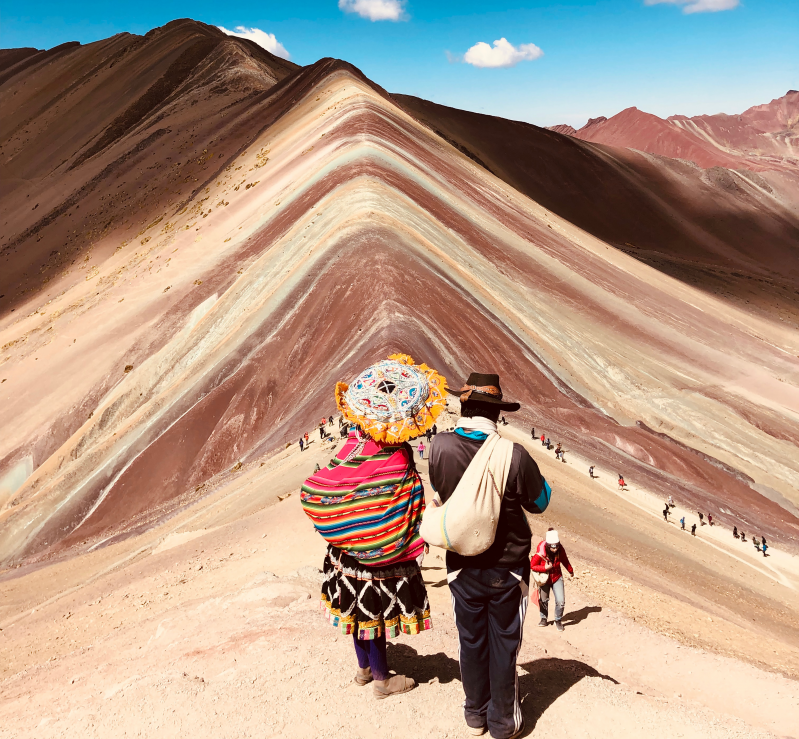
428;372;551;739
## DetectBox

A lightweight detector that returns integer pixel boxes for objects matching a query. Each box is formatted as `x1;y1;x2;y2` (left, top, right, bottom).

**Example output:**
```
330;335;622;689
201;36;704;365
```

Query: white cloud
338;0;407;21
217;26;291;60
644;0;739;13
461;38;544;69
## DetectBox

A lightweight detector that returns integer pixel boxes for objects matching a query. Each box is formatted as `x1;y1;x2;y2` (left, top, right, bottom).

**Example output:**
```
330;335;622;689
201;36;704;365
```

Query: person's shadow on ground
560;605;602;626
389;645;618;735
387;642;461;684
518;658;617;734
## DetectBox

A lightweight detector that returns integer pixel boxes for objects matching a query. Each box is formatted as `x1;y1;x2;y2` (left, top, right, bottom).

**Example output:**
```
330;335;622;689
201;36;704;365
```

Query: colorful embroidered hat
335;354;448;444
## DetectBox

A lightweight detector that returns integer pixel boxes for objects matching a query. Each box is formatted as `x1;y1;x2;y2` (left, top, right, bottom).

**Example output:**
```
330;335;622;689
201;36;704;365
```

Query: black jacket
428;431;550;569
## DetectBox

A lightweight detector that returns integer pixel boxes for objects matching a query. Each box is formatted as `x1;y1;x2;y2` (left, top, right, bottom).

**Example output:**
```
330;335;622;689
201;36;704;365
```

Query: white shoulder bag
420;433;514;556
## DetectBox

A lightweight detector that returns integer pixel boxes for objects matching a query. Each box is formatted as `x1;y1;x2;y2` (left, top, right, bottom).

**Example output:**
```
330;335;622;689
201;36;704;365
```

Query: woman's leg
352;633;371;671
538;582;550;621
552;578;566;622
353;633;389;681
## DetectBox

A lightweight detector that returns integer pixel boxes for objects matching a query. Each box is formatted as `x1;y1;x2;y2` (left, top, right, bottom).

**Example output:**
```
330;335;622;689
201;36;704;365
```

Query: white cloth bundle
420;431;514;556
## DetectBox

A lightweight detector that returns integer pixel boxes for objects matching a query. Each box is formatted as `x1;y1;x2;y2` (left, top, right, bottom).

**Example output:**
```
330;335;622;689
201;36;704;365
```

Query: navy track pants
448;564;529;739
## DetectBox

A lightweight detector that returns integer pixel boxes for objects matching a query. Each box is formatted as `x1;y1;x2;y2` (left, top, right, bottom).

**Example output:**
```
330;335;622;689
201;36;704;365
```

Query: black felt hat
445;372;521;412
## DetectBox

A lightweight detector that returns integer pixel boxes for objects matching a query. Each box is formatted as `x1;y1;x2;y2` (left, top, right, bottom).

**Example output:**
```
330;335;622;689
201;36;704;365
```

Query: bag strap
488;436;514;502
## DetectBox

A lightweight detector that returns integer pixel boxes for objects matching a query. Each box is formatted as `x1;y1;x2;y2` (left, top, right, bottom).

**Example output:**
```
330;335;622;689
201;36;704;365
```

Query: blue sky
2;1;797;127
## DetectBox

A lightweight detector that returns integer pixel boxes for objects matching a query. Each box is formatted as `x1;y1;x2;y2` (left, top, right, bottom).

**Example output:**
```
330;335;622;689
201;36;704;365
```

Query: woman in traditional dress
301;354;448;699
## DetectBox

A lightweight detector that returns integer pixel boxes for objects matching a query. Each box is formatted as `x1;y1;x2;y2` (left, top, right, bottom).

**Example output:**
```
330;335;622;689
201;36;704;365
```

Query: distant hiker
667;496;675;508
427;371;550;739
708;514;713;526
417;441;425;459
546;437;551;449
733;526;738;539
340;426;347;439
589;465;595;479
531;426;536;439
762;542;769;557
301;356;446;700
663;506;669;522
432;424;438;436
691;523;697;536
618;474;626;490
680;516;686;530
740;531;746;542
304;432;310;445
698;512;705;526
299;438;304;452
328;414;333;425
531;529;573;633
555;442;562;460
761;536;767;548
319;425;326;439
541;434;546;446
753;536;760;551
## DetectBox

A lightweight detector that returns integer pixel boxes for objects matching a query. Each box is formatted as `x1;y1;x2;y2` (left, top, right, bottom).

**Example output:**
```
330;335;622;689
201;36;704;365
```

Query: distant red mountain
551;91;799;171
546;123;576;136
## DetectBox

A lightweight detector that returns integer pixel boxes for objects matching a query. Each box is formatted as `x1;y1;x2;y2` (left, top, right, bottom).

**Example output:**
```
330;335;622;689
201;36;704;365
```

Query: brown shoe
354;666;373;685
373;674;416;699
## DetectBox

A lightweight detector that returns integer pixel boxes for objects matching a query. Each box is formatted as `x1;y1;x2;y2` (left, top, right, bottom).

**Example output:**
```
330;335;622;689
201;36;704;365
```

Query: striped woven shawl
301;431;425;565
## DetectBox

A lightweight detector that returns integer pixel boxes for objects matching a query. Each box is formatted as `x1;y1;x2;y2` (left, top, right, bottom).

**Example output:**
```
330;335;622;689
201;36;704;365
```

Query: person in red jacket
530;528;574;632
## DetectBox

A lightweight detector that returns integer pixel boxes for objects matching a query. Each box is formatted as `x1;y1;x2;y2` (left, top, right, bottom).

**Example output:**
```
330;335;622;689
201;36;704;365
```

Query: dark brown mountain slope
393;94;799;324
0;19;298;313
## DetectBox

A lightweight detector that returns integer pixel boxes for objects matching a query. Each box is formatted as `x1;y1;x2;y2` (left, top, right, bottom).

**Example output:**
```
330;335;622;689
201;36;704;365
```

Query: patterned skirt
321;545;432;640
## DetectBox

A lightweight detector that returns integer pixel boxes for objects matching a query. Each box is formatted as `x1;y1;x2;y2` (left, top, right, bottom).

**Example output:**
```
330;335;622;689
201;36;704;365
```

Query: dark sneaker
538;618;548;627
556;620;565;632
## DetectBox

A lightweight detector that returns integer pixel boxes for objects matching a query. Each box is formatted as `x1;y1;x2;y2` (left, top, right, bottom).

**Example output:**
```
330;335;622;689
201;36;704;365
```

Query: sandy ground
1;421;798;739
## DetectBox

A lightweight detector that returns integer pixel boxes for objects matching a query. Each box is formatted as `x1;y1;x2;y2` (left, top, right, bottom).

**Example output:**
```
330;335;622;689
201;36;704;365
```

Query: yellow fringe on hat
335;354;449;445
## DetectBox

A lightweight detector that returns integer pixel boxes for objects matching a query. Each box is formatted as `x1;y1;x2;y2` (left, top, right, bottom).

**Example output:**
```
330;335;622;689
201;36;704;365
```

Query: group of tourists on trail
533;429;568;465
579;458;774;558
667;504;772;556
298;415;344;451
733;526;769;556
676;515;698;536
300;356;558;739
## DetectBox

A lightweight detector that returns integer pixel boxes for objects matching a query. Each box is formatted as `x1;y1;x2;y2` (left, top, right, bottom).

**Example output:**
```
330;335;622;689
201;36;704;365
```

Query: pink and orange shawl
301;431;425;565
